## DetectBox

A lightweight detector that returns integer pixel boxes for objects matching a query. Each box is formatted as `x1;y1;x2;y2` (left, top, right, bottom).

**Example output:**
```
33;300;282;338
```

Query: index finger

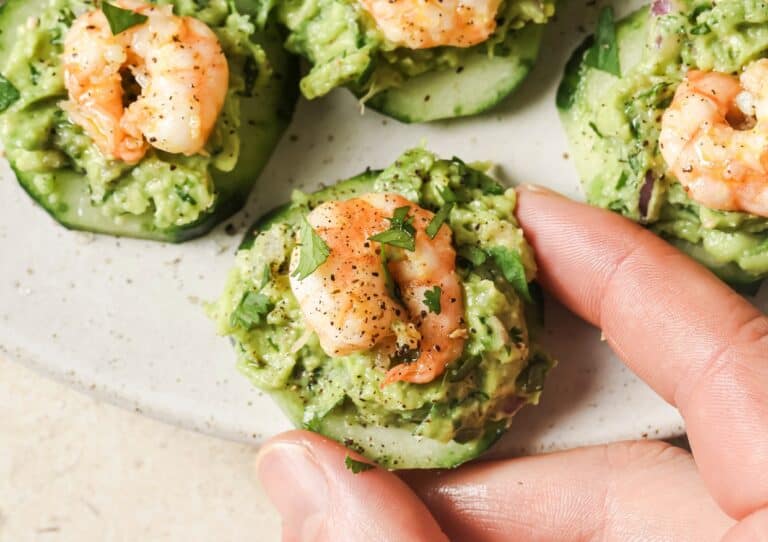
515;186;768;520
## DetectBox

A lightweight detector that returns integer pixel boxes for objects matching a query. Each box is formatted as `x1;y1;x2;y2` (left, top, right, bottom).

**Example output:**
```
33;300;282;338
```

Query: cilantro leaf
380;246;403;304
231;291;272;329
369;228;415;250
0;75;20;113
447;355;481;382
102;2;148;35
292;218;330;280
391;345;419;364
423;286;442;314
369;206;416;251
426;203;453;239
516;353;551;394
585;7;621;77
344;455;375;474
487;247;532;303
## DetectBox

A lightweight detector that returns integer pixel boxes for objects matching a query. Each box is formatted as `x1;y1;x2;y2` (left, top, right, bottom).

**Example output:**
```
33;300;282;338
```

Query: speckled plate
2;0;765;456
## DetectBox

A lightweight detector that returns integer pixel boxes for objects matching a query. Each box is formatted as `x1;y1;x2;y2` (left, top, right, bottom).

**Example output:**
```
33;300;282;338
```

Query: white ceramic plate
2;0;765;456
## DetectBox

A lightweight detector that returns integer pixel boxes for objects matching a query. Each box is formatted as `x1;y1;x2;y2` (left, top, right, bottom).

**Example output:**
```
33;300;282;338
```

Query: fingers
515;186;768;519
406;440;733;542
255;430;448;542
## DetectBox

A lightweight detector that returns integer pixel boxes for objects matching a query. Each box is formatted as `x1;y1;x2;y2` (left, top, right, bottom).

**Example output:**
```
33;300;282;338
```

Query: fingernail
256;442;327;540
519;183;564;197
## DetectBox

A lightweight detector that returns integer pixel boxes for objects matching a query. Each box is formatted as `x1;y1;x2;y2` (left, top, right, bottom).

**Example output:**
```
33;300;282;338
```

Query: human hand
255;186;768;542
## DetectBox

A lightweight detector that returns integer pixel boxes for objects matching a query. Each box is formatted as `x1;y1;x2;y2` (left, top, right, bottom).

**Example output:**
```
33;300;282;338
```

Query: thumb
256;430;448;542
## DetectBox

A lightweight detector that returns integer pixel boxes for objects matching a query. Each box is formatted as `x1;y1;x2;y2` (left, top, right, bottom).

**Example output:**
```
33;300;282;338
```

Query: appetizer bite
0;0;298;242
212;148;554;469
270;0;554;122
558;3;768;290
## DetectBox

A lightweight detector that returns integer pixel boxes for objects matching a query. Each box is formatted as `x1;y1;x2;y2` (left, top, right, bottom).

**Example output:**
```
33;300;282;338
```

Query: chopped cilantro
369;206;416;251
447;355;481;382
292;218;330;280
0;75;20;113
585;7;621;77
487;247;532;303
426;203;453;239
231;291;272;329
516;353;550;394
380;246;402;303
423;286;442;314
439;185;458;204
102;2;148;35
345;455;375;474
391;346;419;364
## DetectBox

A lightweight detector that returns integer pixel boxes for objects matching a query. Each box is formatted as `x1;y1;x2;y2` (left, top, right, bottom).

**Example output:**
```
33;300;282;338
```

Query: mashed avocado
272;0;554;121
0;0;296;240
558;2;768;287
212;148;554;469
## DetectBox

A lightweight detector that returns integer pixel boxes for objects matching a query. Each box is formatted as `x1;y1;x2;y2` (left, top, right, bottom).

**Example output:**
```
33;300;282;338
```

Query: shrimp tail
382;349;444;386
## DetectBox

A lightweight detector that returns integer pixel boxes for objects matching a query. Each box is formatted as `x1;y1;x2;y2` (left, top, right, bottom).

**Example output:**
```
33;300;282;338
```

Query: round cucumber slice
221;152;554;470
558;5;768;285
367;23;544;123
0;0;299;243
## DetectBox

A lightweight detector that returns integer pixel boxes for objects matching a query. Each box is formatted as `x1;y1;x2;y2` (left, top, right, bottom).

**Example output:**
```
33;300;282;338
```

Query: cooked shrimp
61;0;228;164
659;60;768;217
289;193;466;385
359;0;502;49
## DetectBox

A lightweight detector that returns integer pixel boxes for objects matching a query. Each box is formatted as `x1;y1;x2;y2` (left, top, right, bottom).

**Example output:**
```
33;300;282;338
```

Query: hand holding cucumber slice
212;148;554;469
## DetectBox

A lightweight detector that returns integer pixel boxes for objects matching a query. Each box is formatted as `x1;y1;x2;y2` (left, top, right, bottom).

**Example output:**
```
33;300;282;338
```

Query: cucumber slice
0;0;299;242
225;153;554;469
557;6;768;283
271;390;506;469
367;23;544;123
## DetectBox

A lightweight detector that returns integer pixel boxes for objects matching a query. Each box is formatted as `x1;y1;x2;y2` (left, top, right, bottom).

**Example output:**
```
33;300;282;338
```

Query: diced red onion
651;0;671;15
639;171;655;219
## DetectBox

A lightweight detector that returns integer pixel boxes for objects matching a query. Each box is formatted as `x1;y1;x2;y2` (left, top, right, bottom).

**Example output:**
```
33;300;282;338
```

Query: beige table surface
0;357;281;542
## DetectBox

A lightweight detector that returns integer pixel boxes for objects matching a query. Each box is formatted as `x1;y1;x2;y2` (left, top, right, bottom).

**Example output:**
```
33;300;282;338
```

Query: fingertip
256;431;448;542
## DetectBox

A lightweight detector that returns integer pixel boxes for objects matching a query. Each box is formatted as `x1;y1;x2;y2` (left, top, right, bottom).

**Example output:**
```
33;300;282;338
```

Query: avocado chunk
212;148;555;469
0;0;299;242
558;3;768;288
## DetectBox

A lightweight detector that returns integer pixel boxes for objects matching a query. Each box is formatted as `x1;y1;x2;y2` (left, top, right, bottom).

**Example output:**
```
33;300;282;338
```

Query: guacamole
558;3;768;288
273;0;554;122
212;148;554;469
0;0;297;241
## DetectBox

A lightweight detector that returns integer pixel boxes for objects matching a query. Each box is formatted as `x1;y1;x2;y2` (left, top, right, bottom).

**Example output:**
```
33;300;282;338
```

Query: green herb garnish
585;7;621;77
102;2;148;35
231;291;272;329
487;247;532;303
423;286;442;314
0;75;20;113
391;346;419;364
426;203;453;239
369;206;416;251
345;455;375;474
447;355;481;382
292;217;330;280
516;353;551;394
380;246;403;304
